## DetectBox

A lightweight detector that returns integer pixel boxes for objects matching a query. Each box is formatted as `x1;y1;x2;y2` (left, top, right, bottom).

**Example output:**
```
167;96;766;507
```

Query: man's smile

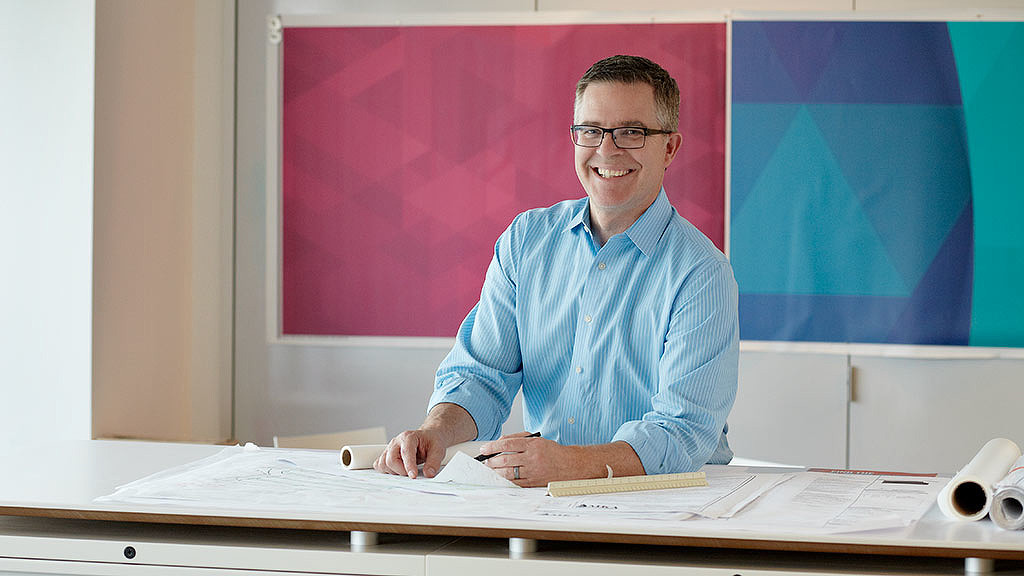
593;167;636;178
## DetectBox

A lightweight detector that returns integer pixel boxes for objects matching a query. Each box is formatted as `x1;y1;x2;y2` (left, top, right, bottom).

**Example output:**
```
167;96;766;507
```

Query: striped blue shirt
429;190;739;474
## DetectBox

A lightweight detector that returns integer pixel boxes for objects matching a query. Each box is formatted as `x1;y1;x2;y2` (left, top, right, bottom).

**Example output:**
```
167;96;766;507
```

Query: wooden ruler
546;471;707;497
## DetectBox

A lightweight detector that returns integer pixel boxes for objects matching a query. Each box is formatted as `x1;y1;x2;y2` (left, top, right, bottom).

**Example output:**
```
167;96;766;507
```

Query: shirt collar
566;198;592;234
625;189;672;257
565;190;672;256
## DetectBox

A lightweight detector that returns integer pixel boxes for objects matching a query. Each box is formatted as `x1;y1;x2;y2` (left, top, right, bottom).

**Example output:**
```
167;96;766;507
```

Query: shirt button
568;417;575;425
575;366;583;374
597;262;607;270
584;314;592;323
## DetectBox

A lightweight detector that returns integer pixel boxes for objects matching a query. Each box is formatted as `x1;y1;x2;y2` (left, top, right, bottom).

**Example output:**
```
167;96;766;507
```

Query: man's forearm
421;402;478;448
567;440;646;478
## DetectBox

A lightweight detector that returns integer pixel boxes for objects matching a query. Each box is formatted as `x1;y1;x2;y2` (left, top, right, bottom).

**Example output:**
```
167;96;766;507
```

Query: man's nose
598;131;623;155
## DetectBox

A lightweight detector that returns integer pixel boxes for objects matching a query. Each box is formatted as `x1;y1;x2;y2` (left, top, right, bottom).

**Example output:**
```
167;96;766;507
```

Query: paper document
431;451;518;488
535;469;789;521
708;471;947;534
96;447;946;534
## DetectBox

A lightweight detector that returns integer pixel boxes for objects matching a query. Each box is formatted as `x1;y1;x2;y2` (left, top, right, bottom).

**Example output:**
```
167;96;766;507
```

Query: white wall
0;0;95;443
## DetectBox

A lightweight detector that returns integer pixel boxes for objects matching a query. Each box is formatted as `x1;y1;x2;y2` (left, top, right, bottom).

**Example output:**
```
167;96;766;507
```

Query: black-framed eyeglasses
570;124;674;149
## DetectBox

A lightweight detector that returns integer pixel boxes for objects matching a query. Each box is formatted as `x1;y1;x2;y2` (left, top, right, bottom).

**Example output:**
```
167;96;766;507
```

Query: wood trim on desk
3;506;1023;561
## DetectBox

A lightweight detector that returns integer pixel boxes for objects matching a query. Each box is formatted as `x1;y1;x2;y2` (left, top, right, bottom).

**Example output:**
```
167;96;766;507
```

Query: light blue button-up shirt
429;190;739;474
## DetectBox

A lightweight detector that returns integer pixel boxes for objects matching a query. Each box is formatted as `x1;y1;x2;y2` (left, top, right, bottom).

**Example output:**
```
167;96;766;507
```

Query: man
375;55;738;487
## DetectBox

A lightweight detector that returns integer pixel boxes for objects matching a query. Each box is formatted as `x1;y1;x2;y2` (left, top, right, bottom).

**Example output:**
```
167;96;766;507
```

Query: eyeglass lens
572;126;648;149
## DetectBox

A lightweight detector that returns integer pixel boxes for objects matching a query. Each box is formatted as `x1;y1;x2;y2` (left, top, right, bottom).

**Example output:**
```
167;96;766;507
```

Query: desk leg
350;530;378;550
965;557;994;574
509;537;537;559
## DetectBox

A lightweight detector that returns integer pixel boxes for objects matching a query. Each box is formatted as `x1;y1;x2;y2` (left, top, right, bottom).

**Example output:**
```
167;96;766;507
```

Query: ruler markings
546;471;707;497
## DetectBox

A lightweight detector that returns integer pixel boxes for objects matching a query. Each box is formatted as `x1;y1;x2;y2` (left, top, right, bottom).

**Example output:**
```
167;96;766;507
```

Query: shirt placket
565;240;618;442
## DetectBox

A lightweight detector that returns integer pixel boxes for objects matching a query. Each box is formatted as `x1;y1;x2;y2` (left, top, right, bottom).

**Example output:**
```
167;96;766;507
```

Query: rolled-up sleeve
612;259;740;474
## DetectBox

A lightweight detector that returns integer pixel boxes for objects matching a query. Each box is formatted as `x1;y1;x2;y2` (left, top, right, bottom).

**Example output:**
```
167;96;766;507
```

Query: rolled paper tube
340;440;488;470
991;486;1024;530
991;455;1024;530
937;438;1022;521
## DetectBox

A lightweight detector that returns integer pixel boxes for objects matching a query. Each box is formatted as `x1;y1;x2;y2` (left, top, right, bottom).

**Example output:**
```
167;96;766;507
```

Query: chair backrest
272;426;387;449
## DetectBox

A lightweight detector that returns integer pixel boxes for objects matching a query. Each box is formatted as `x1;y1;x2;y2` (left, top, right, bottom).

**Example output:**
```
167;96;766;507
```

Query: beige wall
93;0;233;442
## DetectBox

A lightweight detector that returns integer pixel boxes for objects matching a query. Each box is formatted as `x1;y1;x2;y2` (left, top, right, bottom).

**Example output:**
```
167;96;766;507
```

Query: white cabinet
0;517;436;576
729;350;849;468
848;356;1024;473
732;348;1024;474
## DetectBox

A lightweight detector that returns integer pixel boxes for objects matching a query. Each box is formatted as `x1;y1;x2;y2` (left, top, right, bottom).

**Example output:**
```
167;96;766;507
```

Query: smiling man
375;55;739;487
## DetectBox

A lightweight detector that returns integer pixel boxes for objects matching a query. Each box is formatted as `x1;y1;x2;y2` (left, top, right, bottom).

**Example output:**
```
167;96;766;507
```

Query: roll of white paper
340;441;487;470
991;455;1024;530
937;438;1022;521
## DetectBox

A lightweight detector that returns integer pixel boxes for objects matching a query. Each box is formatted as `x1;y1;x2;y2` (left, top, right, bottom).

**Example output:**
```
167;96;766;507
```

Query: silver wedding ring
513;466;520;480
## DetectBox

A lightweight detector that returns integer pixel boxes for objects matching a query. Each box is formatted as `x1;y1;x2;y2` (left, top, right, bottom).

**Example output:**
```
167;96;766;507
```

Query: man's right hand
373;428;448;479
373;403;478;479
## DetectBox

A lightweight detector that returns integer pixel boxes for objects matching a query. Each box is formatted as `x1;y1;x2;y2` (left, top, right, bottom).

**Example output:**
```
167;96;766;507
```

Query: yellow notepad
546;471;707;497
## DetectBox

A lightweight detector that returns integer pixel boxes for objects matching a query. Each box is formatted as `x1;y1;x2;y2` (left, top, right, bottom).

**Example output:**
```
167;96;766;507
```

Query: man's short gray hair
574;55;680;132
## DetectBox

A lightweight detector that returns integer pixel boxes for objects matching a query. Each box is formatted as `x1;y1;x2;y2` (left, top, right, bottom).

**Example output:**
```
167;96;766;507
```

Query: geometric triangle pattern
732;21;975;345
732;105;909;298
949;22;1024;347
281;24;726;337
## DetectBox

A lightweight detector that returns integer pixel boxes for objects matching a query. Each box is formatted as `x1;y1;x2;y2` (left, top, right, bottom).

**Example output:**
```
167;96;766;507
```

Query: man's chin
585;187;660;215
583;181;634;200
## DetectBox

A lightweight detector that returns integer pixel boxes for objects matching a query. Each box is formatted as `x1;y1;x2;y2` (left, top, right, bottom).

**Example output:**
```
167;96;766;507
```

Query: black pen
475;431;541;461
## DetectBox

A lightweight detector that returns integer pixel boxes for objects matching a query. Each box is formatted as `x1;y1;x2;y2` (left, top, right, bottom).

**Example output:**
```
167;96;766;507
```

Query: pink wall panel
282;23;726;337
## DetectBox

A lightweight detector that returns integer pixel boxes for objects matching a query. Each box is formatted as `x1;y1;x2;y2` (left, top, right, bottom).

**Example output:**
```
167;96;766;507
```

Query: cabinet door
728;350;850;468
848;356;1024;473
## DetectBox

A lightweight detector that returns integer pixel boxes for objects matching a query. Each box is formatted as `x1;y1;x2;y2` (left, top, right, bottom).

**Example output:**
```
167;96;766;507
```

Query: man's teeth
597;168;631;178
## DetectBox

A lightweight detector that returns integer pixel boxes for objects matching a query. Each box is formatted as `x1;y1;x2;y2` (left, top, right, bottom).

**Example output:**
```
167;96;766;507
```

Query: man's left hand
479;433;645;487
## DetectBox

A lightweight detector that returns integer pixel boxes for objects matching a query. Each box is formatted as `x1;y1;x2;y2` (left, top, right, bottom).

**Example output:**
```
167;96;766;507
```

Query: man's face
573;81;681;220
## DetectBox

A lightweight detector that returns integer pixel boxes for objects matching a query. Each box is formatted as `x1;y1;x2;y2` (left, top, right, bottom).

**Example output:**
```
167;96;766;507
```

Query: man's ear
663;132;683;168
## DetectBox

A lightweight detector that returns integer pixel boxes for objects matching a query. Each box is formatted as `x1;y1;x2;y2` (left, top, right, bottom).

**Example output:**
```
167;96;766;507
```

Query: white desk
2;440;1023;575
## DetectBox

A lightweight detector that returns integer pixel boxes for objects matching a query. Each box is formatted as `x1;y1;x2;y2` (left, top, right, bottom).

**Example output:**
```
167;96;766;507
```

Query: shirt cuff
428;379;503;441
612;421;697;475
